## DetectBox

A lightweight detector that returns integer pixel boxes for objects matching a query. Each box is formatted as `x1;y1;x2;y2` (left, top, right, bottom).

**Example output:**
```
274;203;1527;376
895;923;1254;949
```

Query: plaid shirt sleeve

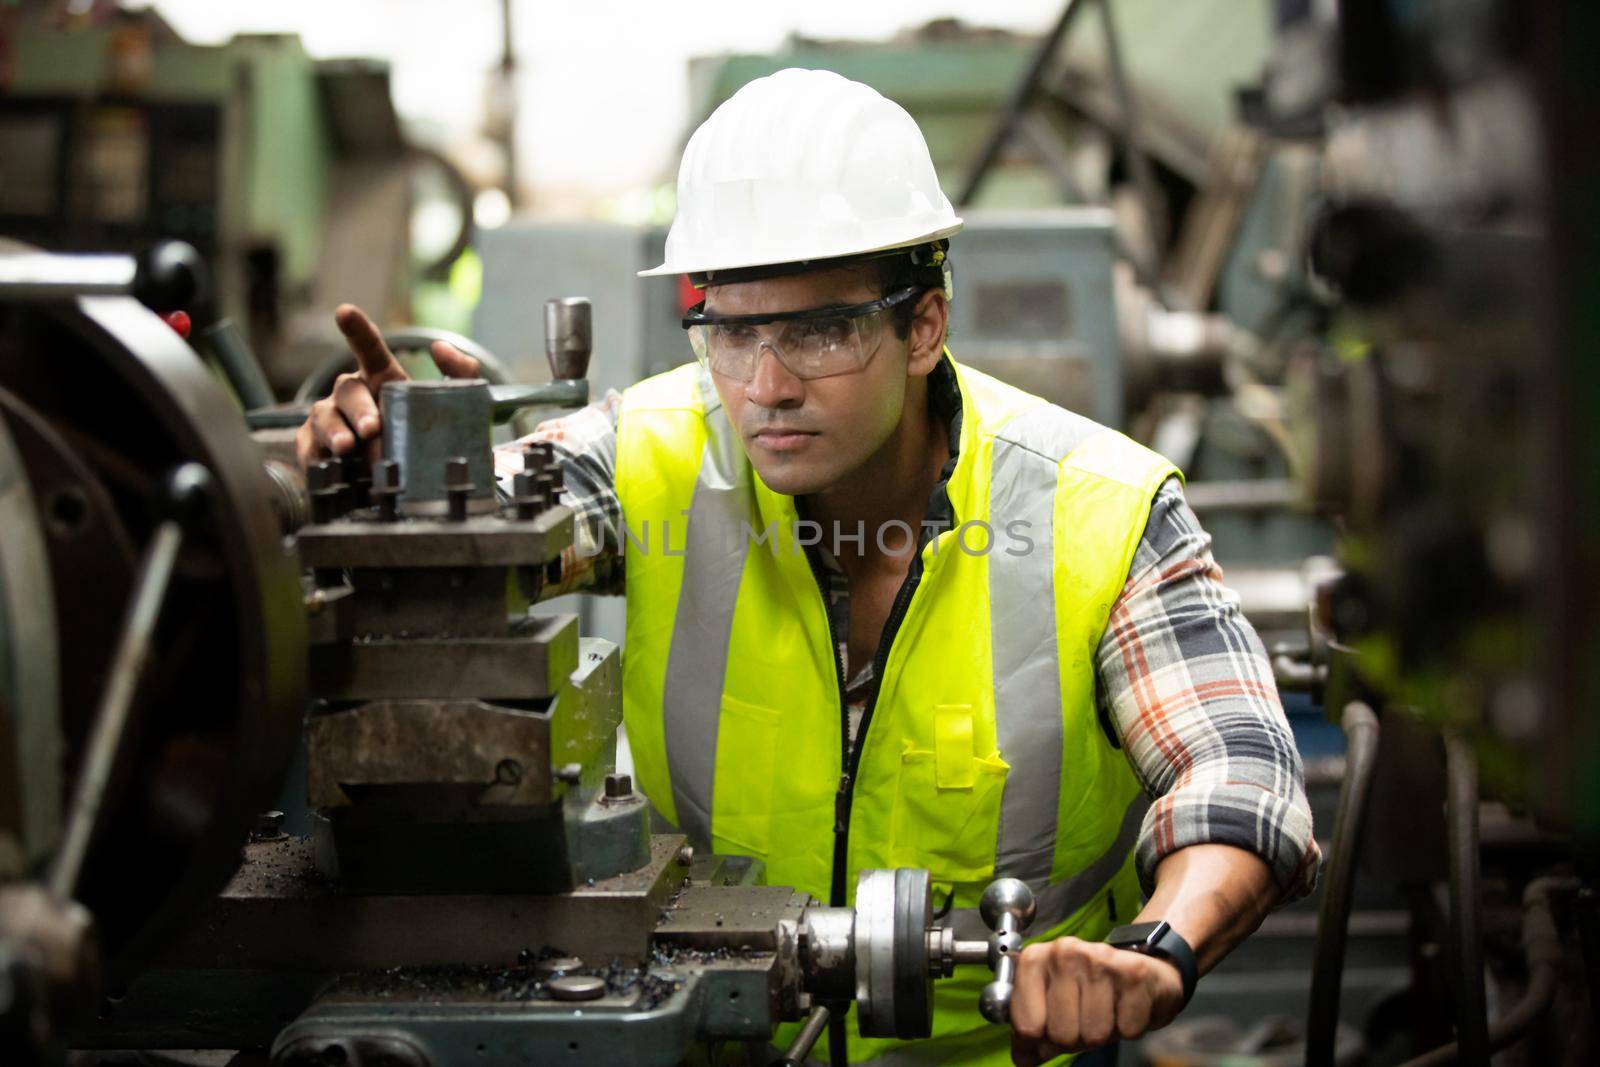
493;390;626;597
1096;477;1321;903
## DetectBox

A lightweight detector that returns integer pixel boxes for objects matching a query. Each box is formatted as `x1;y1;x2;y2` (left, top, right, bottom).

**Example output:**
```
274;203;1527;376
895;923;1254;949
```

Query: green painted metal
7;26;333;336
688;2;1272;207
1059;0;1272;147
689;40;1036;205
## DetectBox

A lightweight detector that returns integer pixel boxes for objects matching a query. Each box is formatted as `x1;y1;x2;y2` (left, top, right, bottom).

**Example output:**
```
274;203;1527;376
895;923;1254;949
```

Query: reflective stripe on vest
616;354;1178;1065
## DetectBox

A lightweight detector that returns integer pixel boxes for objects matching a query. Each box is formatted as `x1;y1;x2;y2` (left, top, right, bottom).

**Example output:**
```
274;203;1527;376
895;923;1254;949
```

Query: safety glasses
681;286;922;382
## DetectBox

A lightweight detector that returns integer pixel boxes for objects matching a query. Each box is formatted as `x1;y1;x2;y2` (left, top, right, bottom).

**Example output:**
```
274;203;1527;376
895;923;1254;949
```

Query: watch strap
1106;920;1198;1005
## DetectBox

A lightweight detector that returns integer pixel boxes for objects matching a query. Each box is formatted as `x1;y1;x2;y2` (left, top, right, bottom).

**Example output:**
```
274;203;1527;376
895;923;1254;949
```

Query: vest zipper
805;551;852;905
825;555;925;907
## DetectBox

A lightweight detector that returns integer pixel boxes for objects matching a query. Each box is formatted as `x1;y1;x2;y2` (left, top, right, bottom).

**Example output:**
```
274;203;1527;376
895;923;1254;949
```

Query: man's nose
745;343;804;409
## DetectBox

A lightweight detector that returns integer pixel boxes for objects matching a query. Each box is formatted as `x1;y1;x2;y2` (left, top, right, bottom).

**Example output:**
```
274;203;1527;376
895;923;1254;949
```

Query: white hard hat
640;68;963;278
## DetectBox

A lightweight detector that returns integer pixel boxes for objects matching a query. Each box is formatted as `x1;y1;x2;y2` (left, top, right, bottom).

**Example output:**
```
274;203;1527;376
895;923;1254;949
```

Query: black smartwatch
1106;921;1198;1005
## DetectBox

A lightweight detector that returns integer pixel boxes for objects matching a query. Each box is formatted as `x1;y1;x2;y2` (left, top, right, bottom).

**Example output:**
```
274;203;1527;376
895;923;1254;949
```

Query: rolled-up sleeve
493;389;626;597
1094;478;1321;902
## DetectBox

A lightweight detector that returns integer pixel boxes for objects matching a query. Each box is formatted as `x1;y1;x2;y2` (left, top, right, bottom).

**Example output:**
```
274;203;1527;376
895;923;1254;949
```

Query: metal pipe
0;252;137;298
1094;0;1167;265
955;0;1089;206
775;1003;832;1067
0;242;203;312
827;1010;847;1067
1444;731;1489;1065
1271;651;1326;693
488;380;590;419
1183;479;1299;514
202;319;276;411
46;503;190;898
1398;876;1576;1066
1305;701;1381;1067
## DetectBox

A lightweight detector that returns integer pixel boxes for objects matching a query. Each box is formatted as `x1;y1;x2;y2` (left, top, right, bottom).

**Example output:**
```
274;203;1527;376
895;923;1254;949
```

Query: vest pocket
890;705;1010;883
711;694;781;856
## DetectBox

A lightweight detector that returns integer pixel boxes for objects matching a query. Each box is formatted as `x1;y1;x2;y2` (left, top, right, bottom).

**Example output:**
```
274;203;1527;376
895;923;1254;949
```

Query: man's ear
905;289;949;378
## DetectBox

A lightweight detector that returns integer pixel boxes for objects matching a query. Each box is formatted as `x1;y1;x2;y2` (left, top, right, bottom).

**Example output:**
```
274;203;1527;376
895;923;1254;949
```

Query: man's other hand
1009;936;1184;1065
294;304;482;468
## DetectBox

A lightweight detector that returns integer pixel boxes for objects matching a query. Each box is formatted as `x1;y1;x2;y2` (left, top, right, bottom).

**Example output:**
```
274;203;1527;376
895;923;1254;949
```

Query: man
297;69;1318;1066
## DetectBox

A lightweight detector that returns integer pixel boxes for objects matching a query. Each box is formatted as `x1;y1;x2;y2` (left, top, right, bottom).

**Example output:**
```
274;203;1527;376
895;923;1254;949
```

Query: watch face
1107;921;1165;948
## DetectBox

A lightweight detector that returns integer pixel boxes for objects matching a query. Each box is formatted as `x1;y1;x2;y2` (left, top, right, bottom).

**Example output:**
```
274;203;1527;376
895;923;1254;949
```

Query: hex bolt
553;763;582;786
523;440;555;474
373;459;401;522
534;472;557;509
340;453;371;511
309;460;343;525
444;456;473;522
604;773;633;799
253;810;285;840
512;469;543;521
676;844;695;867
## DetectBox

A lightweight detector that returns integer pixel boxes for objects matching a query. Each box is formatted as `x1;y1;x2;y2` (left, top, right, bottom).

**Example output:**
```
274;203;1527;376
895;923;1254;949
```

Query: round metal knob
979;979;1011;1025
979;878;1035;930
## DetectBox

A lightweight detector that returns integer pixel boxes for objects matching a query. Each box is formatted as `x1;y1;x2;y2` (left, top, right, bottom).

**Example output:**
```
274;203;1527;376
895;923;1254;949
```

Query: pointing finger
335;304;402;382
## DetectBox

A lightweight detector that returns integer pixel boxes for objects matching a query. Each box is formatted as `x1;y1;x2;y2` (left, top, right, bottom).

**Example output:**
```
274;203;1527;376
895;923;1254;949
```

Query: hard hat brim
636;221;964;279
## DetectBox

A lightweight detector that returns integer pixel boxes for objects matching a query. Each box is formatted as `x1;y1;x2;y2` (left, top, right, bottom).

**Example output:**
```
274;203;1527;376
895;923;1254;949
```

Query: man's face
703;267;912;496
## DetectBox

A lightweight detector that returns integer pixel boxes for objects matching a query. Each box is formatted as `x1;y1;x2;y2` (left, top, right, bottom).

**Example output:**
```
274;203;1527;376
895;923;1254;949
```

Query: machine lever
975;878;1036;1025
488;379;590;419
774;1003;832;1066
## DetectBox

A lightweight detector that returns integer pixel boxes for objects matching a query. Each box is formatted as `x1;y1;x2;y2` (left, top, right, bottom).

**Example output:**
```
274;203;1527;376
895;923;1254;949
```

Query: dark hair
867;243;950;339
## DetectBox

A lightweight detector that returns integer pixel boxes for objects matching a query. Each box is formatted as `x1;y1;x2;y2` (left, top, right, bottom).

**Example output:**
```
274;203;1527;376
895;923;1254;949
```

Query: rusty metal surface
654;886;810;953
338;568;515;642
306;699;556;808
294;507;572;569
162;834;688;972
307;614;577;700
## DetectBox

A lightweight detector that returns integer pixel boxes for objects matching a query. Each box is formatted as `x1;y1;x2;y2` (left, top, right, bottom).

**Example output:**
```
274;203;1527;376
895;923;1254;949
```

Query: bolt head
604;773;633;798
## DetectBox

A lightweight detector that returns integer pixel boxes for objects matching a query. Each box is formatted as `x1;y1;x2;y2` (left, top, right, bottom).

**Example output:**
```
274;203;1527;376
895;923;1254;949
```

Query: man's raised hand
294;303;482;468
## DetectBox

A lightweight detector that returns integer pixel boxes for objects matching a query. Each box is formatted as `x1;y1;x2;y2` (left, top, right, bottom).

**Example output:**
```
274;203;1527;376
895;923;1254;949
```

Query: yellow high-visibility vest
614;352;1178;1064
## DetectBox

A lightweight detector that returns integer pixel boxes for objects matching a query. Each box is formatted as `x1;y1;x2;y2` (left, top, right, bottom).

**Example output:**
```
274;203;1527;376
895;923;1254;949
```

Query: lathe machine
0;244;1026;1066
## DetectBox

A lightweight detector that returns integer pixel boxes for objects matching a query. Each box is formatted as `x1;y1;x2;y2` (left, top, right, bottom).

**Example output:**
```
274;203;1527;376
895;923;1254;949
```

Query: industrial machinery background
1193;2;1597;1065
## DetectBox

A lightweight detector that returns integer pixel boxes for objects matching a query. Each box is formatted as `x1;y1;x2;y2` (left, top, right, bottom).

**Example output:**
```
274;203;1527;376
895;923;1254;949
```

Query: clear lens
691;308;888;381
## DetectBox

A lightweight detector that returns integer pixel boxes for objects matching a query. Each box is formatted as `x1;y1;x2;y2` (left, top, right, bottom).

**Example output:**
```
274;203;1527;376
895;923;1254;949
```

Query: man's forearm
1136;842;1277;974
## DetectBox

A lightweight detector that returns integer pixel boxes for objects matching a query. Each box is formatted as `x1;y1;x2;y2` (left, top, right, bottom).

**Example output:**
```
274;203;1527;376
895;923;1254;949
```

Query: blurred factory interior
0;0;1596;1065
